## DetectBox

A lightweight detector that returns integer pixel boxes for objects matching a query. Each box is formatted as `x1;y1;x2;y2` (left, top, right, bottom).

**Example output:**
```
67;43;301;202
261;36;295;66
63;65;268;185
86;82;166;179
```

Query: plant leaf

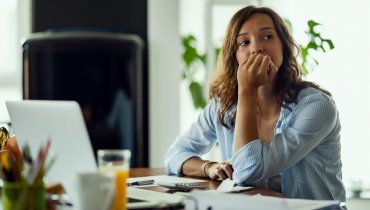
189;81;207;109
307;20;320;35
299;20;335;75
307;42;318;50
322;39;335;50
182;45;198;68
300;63;309;76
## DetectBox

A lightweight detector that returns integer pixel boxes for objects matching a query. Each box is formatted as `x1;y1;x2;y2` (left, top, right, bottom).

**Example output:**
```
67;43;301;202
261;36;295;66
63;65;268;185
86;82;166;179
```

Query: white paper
217;178;253;192
184;191;340;210
231;185;254;192
217;178;235;192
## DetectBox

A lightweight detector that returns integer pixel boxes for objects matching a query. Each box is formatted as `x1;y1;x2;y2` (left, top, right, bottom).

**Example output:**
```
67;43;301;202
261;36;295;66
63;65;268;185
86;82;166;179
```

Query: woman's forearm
182;157;214;177
233;90;259;152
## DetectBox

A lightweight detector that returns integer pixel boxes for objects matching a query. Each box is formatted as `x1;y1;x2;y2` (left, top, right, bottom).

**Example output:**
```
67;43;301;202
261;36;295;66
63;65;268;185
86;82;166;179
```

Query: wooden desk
129;167;287;198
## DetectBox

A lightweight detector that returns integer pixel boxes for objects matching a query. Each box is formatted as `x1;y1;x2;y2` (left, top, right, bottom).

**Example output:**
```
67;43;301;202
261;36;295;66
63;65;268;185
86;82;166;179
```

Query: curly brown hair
209;5;331;129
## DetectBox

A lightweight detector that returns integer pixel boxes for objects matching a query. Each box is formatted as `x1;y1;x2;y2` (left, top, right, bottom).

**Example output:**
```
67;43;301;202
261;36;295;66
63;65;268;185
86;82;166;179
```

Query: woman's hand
237;53;278;92
205;161;234;180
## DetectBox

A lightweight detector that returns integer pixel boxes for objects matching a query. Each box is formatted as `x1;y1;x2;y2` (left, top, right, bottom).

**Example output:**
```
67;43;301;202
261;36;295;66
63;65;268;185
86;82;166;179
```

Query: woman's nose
250;42;264;54
251;47;264;54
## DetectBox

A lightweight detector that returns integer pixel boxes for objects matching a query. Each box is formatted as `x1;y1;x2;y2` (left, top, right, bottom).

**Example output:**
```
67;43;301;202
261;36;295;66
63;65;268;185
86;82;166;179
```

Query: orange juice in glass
98;149;131;210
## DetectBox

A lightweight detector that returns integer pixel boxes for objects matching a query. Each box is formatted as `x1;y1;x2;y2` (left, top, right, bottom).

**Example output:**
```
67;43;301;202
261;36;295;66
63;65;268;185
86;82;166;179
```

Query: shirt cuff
166;151;201;176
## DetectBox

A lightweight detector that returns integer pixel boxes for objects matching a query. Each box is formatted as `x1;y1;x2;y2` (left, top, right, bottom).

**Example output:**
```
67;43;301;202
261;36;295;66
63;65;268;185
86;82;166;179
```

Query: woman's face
235;13;283;69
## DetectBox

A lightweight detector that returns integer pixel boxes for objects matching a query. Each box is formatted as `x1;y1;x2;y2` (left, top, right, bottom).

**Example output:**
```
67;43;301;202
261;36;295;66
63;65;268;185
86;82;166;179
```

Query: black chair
22;31;147;167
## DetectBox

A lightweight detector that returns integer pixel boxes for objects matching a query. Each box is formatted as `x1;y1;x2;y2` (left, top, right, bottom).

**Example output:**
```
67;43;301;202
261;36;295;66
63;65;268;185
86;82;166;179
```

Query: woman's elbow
232;164;264;185
233;172;247;184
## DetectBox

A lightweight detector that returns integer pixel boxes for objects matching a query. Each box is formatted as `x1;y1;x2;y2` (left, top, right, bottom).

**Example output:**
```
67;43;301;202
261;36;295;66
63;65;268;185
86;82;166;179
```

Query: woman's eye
239;40;250;46
263;34;273;40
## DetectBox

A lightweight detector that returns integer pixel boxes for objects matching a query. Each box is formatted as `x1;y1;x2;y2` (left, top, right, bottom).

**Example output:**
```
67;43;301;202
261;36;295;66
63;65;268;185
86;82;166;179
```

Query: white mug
77;172;115;210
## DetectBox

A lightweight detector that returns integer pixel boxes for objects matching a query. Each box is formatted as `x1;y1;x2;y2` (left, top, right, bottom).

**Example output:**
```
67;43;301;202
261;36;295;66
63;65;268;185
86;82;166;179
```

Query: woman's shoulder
209;97;236;114
284;87;336;112
283;88;339;126
297;87;333;103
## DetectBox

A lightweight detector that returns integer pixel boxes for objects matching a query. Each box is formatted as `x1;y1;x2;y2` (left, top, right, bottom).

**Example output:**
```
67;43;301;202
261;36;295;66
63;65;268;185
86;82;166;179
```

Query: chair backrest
22;31;147;167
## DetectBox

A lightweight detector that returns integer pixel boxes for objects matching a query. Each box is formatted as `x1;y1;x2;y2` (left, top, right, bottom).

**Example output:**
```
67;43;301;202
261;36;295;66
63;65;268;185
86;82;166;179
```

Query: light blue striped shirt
165;87;346;204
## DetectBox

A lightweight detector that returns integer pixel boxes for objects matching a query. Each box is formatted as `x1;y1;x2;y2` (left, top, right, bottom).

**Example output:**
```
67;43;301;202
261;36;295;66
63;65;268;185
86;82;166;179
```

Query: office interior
0;0;369;209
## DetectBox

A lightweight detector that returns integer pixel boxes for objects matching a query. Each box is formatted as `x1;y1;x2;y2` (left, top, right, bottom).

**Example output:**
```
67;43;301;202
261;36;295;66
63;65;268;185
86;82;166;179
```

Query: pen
127;179;155;186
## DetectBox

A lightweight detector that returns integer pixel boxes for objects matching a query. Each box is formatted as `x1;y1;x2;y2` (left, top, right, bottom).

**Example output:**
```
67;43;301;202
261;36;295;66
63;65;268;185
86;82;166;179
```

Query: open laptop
6;100;186;209
6;100;97;206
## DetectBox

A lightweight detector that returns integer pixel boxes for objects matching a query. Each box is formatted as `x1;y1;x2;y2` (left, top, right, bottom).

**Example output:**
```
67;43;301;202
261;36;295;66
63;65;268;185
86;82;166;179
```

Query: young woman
165;5;346;205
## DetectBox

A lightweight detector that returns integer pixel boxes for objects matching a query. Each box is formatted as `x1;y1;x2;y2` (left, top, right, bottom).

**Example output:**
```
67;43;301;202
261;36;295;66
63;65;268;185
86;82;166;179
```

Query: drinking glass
97;149;131;210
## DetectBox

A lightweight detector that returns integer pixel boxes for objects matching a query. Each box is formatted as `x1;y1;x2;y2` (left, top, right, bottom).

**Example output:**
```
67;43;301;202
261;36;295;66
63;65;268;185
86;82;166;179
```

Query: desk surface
129;167;287;198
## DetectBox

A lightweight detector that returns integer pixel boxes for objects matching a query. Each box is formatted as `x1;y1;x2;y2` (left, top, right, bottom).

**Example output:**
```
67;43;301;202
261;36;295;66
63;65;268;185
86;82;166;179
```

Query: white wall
178;0;205;134
0;0;30;123
148;0;180;167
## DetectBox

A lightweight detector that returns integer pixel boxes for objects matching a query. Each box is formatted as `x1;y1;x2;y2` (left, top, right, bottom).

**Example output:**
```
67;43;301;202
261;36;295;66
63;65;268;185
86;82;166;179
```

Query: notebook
6;100;97;206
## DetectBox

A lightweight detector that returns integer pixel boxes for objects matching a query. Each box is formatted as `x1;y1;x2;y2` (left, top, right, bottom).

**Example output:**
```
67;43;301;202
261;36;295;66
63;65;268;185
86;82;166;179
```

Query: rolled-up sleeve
165;99;218;175
231;93;339;184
